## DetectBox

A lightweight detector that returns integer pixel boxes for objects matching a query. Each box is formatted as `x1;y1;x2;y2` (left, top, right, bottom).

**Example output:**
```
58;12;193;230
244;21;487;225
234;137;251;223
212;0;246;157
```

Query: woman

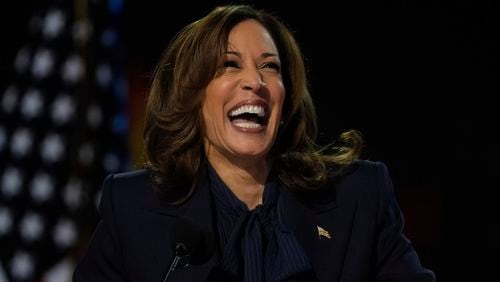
73;5;435;282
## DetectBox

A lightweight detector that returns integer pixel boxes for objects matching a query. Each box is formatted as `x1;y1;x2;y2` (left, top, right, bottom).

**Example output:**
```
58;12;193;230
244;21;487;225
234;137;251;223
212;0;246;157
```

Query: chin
232;148;270;160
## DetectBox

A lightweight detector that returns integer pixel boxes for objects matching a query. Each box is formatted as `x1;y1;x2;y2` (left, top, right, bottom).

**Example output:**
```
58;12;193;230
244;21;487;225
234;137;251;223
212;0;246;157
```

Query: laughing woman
73;5;435;282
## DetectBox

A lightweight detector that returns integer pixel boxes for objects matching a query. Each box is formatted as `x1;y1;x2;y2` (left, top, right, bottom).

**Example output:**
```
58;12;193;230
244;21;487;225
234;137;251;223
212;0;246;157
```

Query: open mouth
228;104;268;129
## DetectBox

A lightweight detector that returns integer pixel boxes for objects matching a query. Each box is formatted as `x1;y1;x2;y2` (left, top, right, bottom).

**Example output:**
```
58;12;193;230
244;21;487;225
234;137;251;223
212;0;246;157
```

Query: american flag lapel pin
317;225;331;239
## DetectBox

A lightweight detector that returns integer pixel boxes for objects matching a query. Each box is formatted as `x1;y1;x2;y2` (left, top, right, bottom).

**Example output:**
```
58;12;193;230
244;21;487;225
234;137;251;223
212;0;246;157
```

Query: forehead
227;19;277;52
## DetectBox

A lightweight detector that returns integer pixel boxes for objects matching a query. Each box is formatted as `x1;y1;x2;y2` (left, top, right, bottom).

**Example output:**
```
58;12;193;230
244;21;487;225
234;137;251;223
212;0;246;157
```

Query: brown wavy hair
144;5;363;203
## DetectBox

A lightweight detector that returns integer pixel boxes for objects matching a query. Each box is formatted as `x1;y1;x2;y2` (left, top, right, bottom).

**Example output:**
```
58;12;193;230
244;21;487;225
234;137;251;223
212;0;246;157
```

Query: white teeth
229;105;265;117
233;121;262;128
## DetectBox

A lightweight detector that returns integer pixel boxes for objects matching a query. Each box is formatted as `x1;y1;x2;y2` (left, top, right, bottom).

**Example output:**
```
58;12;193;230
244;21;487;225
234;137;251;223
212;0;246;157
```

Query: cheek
202;97;225;135
272;84;286;110
201;98;215;131
204;99;223;121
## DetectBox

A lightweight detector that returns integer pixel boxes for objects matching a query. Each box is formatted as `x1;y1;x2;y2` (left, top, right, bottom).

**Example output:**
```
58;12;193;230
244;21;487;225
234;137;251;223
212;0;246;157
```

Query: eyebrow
225;51;279;59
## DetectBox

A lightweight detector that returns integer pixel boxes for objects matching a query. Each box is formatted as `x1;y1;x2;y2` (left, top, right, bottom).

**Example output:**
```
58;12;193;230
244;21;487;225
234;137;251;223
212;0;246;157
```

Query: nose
240;67;265;92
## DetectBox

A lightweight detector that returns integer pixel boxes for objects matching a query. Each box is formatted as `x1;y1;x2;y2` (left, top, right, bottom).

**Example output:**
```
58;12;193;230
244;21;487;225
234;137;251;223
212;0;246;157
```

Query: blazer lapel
141;169;220;282
279;185;357;282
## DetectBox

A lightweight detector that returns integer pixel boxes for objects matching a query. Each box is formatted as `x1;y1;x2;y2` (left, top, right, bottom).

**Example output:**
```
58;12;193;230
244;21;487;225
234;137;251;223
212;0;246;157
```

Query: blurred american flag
0;0;130;281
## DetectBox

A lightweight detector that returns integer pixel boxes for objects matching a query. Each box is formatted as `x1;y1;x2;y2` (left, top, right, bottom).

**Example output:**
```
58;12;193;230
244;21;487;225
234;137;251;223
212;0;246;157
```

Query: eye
262;62;281;72
223;60;240;69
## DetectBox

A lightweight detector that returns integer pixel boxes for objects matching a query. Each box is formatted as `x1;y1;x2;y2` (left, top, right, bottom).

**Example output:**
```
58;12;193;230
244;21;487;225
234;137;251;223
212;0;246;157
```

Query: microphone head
172;217;215;265
173;217;201;256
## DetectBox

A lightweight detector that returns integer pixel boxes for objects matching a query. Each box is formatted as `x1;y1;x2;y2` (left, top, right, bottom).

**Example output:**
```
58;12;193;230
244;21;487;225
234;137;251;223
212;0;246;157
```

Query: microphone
162;217;215;282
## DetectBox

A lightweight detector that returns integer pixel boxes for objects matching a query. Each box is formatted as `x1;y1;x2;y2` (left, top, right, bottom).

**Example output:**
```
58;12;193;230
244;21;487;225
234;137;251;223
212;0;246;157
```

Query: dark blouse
207;164;313;281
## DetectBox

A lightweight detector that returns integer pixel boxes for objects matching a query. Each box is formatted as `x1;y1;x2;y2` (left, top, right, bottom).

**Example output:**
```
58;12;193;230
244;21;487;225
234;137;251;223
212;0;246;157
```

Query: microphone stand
162;242;189;282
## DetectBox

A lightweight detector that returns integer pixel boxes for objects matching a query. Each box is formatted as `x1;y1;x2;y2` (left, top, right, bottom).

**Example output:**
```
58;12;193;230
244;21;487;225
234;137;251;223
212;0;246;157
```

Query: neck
207;151;270;210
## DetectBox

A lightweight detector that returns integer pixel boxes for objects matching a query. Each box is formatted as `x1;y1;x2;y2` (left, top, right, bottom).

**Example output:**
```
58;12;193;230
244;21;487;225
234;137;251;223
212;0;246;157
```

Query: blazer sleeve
72;174;127;281
374;162;435;282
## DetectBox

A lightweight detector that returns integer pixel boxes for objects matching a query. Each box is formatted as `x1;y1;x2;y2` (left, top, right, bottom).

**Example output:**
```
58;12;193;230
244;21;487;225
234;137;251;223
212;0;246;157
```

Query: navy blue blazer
73;160;435;281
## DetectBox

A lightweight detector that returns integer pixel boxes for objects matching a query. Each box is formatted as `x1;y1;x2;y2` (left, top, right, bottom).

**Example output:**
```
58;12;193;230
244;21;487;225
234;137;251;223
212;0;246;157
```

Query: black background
1;1;498;280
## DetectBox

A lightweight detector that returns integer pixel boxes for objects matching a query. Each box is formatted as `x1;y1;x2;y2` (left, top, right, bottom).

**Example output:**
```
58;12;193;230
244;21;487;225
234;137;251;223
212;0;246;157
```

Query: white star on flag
14;47;31;74
21;89;44;119
43;9;66;39
63;178;83;211
2;86;18;114
10;128;33;158
20;212;44;242
32;48;55;79
62;55;85;84
0;207;13;236
10;252;35;281
51;94;75;124
40;133;65;163
53;218;77;249
30;172;55;203
1;167;23;198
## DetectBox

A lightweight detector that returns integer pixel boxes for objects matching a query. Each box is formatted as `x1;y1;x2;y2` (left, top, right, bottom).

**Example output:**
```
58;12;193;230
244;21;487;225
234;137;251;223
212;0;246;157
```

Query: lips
227;100;269;128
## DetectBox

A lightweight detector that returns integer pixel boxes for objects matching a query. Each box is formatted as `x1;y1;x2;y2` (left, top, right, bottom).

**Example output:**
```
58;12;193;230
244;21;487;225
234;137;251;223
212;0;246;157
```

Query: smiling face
202;19;285;165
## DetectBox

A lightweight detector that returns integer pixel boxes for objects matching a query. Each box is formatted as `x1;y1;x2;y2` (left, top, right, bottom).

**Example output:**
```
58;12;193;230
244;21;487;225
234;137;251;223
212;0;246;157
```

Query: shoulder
102;169;152;194
336;159;393;193
99;169;160;211
337;159;391;189
287;160;393;209
104;169;151;189
325;160;395;218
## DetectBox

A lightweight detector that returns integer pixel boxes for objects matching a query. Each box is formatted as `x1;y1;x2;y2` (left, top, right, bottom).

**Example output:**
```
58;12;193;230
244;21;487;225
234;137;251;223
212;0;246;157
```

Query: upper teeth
229;105;265;117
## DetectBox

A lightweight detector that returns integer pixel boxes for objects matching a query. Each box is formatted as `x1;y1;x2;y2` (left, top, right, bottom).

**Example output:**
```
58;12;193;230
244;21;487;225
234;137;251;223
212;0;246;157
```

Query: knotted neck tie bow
208;165;312;282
